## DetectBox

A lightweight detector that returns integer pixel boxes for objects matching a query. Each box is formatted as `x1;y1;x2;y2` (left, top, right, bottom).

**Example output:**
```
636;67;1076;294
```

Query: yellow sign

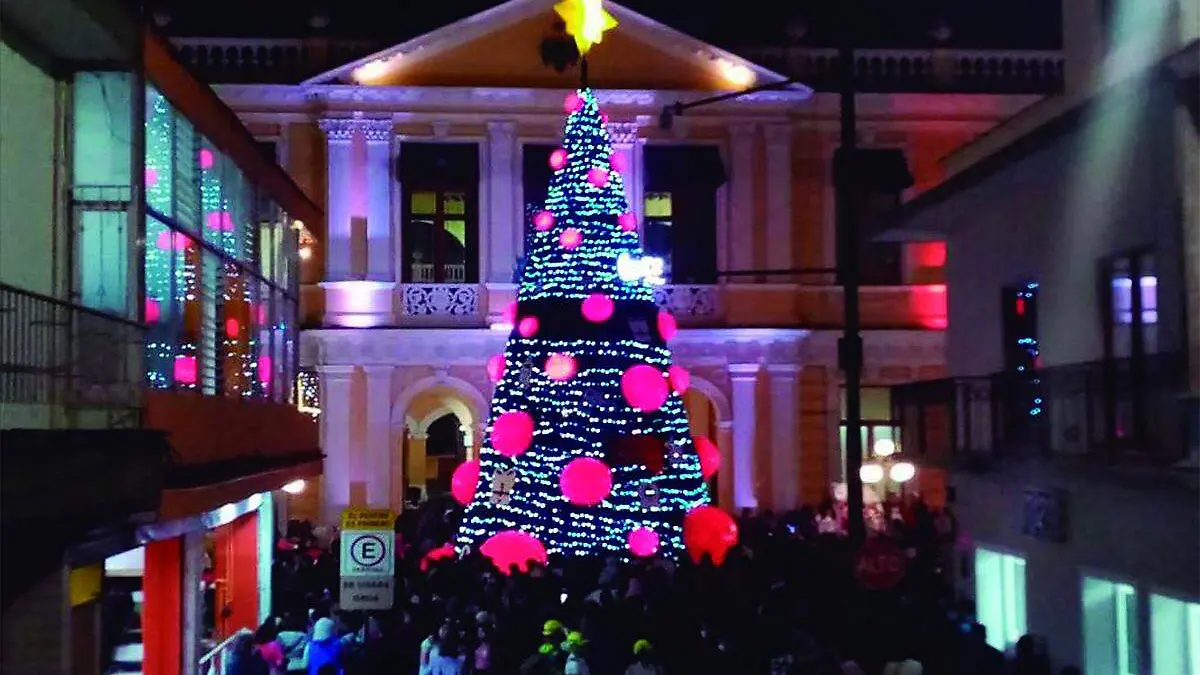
554;0;618;56
69;564;102;606
341;508;394;531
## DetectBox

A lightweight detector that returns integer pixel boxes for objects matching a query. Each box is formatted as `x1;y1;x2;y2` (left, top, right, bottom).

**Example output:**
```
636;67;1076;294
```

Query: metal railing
410;263;467;284
0;283;145;411
891;352;1188;464
199;628;253;675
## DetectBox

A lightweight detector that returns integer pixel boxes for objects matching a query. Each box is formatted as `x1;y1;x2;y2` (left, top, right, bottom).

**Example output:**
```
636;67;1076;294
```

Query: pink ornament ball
480;531;548;576
173;355;198;385
549;148;568;170
559;228;583;250
518;316;539;338
145;167;159;187
564;92;584;113
559;457;613;506
657;311;678;341
600;112;609;123
544;353;577;382
199;148;214;169
581;293;614;323
587;167;610;188
628;527;660;557
145;298;161;323
486;354;506;383
621;364;669;412
610;151;627;172
694;436;720;480
491;410;535;457
683;505;739;566
668;365;690;394
502;300;519;325
617;213;638;232
533;210;555;231
450;459;481;505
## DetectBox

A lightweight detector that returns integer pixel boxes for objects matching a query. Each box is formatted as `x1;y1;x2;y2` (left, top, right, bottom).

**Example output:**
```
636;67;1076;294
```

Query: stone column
486;121;518;284
317;365;355;524
728;363;761;510
607;120;646;222
764;125;793;272
767;365;801;510
716;420;734;510
407;432;429;493
362;120;395;282
362;365;394;508
318;119;356;282
727;124;757;273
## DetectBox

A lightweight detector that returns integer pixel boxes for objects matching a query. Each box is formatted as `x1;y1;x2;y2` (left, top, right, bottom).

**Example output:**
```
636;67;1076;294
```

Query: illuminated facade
191;0;1054;520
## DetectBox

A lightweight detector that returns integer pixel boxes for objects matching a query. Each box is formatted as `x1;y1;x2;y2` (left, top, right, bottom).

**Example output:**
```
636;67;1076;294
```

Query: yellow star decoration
554;0;618;56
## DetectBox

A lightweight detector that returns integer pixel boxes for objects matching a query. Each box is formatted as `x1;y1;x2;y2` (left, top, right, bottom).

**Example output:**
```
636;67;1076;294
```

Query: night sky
139;0;1062;51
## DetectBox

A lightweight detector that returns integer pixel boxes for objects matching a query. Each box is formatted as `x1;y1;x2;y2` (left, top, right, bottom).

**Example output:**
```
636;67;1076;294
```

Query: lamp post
858;438;917;500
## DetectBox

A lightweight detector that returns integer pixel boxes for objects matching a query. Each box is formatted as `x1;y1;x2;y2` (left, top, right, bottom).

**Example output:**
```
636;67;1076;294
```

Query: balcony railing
0;283;145;414
410;263;467;284
891;352;1189;465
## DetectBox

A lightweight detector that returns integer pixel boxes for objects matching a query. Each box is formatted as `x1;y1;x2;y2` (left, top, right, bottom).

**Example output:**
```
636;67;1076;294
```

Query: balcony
304;275;946;331
0;283;145;428
171;37;378;84
891;353;1191;468
740;47;1065;95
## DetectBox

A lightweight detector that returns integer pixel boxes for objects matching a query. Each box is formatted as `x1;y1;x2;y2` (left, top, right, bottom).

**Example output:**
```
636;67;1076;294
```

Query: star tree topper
554;0;618;56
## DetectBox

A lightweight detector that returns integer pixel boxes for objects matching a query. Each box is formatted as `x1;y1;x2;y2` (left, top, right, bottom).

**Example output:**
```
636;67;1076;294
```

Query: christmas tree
453;89;721;560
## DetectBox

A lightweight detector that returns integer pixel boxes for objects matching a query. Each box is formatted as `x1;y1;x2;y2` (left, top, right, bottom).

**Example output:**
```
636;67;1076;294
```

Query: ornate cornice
319;116;393;143
606;121;642;145
360;118;394;143
318;118;357;142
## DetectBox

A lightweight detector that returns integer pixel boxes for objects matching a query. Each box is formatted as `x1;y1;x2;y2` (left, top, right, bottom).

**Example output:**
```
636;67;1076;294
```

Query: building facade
173;0;1064;521
884;0;1199;671
0;2;322;673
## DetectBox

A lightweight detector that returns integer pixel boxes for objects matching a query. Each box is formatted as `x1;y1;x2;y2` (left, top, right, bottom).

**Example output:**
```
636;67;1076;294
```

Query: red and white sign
855;537;907;590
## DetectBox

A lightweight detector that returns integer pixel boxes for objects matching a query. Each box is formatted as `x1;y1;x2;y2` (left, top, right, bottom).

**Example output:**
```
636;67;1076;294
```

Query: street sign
339;575;394;611
341;531;394;576
340;508;394;531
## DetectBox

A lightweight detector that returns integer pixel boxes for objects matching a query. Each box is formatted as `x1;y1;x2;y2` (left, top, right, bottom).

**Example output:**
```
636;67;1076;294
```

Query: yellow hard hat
566;631;586;645
543;619;564;636
633;639;653;655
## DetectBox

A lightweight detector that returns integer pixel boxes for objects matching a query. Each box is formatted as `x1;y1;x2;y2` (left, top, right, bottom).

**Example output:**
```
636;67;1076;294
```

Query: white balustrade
402;284;480;318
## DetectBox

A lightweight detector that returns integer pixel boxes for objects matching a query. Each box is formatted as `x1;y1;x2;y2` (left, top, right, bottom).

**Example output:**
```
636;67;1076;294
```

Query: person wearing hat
563;631;591;675
520;621;566;675
625;640;663;675
302;618;343;675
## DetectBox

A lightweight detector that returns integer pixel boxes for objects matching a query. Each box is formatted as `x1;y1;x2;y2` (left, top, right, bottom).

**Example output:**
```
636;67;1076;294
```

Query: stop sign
855;537;907;590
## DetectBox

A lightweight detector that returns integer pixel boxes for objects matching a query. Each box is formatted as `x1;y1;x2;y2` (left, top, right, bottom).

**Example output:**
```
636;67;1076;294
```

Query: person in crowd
625;639;662;675
303;617;343;675
562;631;591;675
427;632;467;675
275;614;308;674
472;622;494;674
226;633;269;675
252;622;286;675
419;621;453;675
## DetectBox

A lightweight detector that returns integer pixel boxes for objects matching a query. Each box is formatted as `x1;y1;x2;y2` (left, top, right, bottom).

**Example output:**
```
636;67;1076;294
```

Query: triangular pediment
305;0;799;94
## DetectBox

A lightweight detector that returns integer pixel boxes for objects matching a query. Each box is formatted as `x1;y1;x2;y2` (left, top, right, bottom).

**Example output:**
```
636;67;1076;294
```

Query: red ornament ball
563;91;584;113
668;365;690;394
693;436;720;480
559;228;583;250
683;505;739;566
559;457;613;506
224;317;240;339
549;148;568;170
486;354;506;383
450;459;481;505
657;311;678;341
587;167;610;188
480;531;548;575
518;316;539;338
491;410;535;457
627;527;660;557
533;210;555;231
544;353;577;382
610;151;628;172
502;300;519;325
581;293;614;323
617;212;637;232
621;364;669;412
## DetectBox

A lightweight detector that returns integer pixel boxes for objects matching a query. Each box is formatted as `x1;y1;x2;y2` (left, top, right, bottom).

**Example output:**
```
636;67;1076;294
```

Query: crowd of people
224;493;1073;675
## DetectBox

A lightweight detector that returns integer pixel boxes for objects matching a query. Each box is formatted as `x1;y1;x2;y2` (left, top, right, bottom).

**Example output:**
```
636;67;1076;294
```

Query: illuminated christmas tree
453;89;724;562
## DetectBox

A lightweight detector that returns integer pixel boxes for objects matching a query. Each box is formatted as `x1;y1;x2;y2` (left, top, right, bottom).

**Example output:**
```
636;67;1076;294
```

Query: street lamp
860;438;916;495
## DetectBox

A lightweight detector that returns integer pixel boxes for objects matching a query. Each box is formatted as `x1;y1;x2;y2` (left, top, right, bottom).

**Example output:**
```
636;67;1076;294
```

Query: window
522;144;557;280
974;548;1027;651
1150;593;1200;675
1106;252;1158;358
399;143;479;284
642;146;724;284
839;387;898;470
834;147;913;286
1083;576;1141;675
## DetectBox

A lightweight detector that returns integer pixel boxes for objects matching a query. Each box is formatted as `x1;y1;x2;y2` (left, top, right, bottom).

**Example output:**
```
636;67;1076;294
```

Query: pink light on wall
909;284;948;329
173;355;198;384
258;356;272;386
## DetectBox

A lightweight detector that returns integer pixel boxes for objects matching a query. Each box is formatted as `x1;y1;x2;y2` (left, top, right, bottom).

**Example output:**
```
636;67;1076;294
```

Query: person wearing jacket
303;618;343;675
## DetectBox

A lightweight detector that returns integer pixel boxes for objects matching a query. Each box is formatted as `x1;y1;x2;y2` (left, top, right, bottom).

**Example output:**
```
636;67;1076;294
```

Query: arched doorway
397;383;483;505
681;377;731;508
